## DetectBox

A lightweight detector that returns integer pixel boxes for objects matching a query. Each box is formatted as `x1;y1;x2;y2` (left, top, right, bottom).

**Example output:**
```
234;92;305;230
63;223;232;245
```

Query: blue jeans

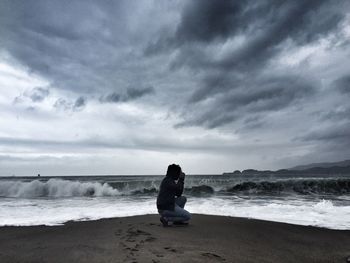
158;196;191;222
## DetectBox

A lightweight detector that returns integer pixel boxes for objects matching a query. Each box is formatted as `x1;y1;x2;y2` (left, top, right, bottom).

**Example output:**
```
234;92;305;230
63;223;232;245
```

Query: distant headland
223;159;350;176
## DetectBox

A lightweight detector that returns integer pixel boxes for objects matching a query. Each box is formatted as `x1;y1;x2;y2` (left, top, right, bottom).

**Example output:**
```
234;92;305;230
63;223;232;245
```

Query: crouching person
156;164;191;226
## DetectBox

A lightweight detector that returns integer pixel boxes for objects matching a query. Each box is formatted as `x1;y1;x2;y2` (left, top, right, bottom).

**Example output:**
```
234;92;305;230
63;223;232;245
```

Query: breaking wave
0;179;120;198
226;179;350;194
0;178;219;198
1;178;349;198
185;185;215;195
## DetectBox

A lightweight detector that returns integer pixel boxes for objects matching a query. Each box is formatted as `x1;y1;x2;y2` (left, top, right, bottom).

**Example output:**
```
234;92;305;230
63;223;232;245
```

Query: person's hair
166;164;182;179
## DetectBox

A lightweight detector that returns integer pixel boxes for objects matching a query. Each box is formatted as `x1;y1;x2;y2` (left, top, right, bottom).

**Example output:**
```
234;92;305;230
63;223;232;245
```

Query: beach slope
0;214;349;263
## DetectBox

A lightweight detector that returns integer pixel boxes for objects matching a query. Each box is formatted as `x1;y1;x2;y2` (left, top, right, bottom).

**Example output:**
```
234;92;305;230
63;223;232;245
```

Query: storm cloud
333;75;350;94
0;0;350;175
100;86;155;103
26;87;50;102
146;0;348;130
177;75;316;128
14;87;50;104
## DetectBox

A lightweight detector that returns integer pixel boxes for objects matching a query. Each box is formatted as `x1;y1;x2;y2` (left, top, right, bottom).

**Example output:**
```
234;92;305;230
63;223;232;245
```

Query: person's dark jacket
156;174;184;211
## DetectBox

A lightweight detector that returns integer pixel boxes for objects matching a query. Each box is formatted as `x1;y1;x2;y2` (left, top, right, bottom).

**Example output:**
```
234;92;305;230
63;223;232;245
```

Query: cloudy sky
0;0;350;176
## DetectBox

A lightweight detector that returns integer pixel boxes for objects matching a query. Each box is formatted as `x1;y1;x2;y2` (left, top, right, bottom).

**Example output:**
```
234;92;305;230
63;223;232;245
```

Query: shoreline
0;213;348;230
0;214;349;262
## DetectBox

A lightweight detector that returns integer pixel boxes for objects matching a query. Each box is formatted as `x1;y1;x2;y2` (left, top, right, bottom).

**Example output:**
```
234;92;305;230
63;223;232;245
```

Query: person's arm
175;177;184;197
167;176;184;197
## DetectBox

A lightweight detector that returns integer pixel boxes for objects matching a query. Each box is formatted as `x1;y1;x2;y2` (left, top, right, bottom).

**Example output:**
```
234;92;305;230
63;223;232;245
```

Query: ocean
0;174;349;229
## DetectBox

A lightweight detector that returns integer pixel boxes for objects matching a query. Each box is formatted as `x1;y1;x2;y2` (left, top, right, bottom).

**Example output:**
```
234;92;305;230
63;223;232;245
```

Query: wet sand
0;214;349;263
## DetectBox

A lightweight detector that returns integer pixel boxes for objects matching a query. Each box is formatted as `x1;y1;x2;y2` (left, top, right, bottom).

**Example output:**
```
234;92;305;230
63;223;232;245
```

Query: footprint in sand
145;236;156;242
120;226;159;261
164;246;178;253
201;252;225;261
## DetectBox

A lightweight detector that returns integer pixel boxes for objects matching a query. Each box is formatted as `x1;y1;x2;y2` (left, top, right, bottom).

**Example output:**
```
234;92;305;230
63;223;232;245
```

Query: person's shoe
173;221;189;226
160;216;169;227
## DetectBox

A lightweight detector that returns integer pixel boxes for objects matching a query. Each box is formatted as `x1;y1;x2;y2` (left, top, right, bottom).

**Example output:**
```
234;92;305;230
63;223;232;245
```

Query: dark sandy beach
0;214;349;263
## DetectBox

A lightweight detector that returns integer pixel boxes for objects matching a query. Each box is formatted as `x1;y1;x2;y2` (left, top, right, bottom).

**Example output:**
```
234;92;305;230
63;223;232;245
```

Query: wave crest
226;179;350;194
0;179;120;198
185;185;215;195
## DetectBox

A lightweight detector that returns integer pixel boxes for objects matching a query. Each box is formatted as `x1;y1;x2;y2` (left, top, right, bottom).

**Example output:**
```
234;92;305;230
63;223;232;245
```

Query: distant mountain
223;159;350;176
289;159;350;170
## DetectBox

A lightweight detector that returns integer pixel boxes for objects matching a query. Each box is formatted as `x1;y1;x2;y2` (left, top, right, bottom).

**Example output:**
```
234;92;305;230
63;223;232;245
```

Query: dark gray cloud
53;98;70;111
214;1;343;71
333;74;350;94
1;0;346;128
175;1;343;46
145;0;348;130
144;1;248;55
13;87;50;104
298;122;350;150
100;86;155;103
318;107;350;121
177;75;315;128
26;87;50;102
241;115;266;131
101;93;121;103
0;0;350;173
126;87;155;100
175;1;246;43
53;96;86;112
73;96;86;111
149;0;345;70
0;0;156;96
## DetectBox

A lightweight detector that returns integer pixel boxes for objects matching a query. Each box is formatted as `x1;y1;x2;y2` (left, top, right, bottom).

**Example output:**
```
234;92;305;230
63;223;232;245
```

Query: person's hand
179;172;185;180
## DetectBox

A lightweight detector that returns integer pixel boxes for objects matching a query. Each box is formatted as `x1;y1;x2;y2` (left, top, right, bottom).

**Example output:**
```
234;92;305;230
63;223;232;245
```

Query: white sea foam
0;197;155;226
0;179;120;198
0;195;349;229
187;198;350;230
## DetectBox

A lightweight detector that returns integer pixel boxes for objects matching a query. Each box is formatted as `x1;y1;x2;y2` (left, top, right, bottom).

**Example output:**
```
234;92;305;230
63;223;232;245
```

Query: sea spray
0;179;120;198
